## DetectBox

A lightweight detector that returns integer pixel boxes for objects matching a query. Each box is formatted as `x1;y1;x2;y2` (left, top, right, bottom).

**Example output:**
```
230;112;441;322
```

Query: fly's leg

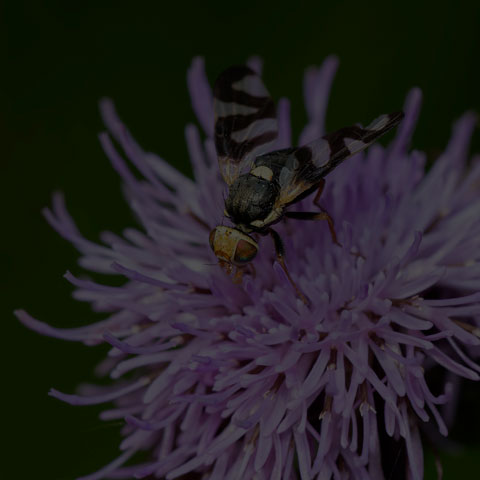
312;178;326;208
310;179;342;246
285;211;369;259
285;210;341;247
268;228;310;305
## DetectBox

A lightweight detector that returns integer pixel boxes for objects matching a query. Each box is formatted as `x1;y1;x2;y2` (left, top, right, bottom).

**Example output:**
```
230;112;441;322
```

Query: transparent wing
254;111;404;207
214;65;278;185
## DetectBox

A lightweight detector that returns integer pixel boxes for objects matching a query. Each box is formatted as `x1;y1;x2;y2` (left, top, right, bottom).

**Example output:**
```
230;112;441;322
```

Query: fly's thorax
209;226;258;266
225;172;280;227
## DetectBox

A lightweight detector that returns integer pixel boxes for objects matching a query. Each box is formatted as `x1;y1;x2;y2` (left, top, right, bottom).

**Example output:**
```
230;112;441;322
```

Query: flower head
17;56;480;480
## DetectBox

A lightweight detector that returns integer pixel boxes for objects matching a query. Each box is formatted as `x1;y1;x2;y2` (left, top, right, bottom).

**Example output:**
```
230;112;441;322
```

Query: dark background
4;1;480;478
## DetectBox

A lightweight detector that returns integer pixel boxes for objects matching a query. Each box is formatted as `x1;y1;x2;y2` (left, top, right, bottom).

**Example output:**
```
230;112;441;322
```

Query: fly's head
209;226;258;271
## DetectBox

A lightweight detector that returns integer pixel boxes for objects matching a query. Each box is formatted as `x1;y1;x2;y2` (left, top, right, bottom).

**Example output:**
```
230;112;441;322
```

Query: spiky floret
17;56;480;480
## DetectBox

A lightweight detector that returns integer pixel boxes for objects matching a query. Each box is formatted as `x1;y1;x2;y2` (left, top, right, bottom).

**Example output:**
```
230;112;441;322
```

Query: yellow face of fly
209;226;258;266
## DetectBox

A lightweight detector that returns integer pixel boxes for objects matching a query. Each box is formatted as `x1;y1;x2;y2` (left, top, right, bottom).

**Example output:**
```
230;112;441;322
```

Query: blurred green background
4;0;480;478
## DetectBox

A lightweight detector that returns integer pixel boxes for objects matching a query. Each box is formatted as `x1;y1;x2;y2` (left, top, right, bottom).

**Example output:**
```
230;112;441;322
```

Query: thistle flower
16;56;480;480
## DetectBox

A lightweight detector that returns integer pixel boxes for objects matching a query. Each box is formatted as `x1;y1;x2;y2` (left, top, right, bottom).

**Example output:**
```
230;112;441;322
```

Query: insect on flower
15;55;480;480
209;65;404;302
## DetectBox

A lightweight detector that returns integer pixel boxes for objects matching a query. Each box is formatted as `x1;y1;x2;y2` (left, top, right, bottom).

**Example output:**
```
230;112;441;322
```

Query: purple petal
389;87;422;157
300;55;339;144
187;57;214;136
15;309;105;342
77;448;136;480
50;376;149;406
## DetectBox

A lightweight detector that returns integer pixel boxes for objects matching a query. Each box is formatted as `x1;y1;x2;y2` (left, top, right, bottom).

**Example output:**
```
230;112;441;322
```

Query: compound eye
234;239;258;264
208;229;217;250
